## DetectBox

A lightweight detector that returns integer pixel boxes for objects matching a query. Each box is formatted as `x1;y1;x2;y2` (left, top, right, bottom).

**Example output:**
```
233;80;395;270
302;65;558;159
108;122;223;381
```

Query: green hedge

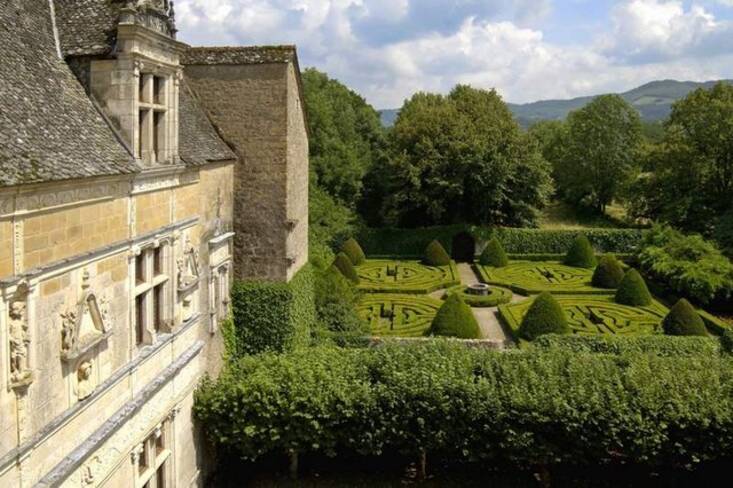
442;284;513;307
194;342;733;468
226;265;315;357
358;226;642;256
532;334;721;356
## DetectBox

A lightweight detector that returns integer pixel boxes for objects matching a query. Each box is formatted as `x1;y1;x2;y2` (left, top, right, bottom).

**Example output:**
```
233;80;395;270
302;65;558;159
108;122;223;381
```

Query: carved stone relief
76;360;96;401
177;235;200;322
60;270;112;362
8;285;32;388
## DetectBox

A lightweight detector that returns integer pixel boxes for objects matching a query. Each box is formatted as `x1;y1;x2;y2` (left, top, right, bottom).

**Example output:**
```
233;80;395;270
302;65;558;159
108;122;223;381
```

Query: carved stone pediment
60;273;112;362
120;0;177;38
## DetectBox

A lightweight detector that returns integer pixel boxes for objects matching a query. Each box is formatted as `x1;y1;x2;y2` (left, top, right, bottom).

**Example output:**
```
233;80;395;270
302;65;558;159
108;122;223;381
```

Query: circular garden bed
442;284;513;307
357;294;442;337
356;260;460;294
477;261;609;295
499;295;669;337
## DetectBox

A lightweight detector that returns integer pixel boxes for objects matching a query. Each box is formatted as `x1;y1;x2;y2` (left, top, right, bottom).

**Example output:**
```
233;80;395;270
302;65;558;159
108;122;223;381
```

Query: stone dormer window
138;73;170;165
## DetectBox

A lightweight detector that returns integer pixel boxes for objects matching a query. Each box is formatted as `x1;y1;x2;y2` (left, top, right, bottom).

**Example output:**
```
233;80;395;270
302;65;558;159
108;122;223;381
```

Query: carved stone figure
9;301;31;386
76;361;94;400
60;310;77;354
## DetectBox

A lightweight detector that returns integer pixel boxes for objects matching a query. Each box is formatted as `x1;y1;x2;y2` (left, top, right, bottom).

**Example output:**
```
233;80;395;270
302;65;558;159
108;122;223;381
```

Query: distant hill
379;79;733;128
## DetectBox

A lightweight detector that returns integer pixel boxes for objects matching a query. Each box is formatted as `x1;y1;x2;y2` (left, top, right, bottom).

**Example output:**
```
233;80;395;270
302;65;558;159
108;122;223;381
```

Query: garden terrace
499;294;669;338
358;294;442;337
441;284;513;307
478;261;613;295
356;259;460;294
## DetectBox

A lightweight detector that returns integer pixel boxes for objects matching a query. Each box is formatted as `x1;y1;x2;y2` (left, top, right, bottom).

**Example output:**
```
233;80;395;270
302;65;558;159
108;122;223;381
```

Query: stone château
0;0;309;486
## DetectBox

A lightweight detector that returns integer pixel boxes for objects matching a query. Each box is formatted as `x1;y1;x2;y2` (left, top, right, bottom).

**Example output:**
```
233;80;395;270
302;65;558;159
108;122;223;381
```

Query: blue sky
176;1;733;108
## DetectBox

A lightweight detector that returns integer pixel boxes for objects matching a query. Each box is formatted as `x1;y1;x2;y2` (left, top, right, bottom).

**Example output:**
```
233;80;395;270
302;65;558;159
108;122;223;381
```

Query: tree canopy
553;95;642;213
382;85;553;227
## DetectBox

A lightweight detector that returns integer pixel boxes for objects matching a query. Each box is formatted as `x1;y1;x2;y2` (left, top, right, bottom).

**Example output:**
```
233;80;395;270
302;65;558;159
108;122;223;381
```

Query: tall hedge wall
195;342;733;468
225;265;315;358
358;226;642;256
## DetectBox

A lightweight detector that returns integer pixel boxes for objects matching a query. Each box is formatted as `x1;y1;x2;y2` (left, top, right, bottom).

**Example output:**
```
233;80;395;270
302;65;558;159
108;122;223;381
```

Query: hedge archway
451;232;475;262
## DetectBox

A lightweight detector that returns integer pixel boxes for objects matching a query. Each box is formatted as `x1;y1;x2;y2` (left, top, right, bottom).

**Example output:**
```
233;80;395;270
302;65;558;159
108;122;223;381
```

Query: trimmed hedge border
358;226;643;256
225;265;315;357
532;334;721;356
477;261;611;295
194;342;733;469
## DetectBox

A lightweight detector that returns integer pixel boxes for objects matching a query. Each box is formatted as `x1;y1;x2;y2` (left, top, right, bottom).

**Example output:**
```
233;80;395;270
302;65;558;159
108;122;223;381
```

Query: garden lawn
477;261;613;295
357;294;442;337
499;294;669;338
356;259;460;294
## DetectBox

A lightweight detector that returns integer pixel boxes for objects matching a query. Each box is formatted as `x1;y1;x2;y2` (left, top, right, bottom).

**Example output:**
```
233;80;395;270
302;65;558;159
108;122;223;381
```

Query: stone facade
183;48;310;282
0;1;308;487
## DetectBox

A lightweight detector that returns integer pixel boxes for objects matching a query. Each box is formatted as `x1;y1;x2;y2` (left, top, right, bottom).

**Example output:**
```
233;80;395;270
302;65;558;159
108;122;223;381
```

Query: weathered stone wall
285;63;309;280
184;63;292;281
134;190;172;236
0;219;12;278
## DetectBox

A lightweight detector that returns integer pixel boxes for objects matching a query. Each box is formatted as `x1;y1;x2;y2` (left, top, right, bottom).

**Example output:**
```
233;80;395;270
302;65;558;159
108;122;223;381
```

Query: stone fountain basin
466;283;491;296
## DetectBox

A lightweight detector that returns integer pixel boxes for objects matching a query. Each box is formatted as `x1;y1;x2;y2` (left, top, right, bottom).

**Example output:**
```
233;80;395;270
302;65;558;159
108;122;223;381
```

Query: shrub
424;240;451;266
591;255;625;288
313;265;366;341
341;238;366;265
430;294;481;339
721;329;733;355
533;334;719;356
333;252;359;283
479;238;509;267
638;225;733;305
228;266;315;357
518;292;569;340
564;234;597;268
443;284;513;307
615;269;652;306
663;299;707;337
194;342;733;468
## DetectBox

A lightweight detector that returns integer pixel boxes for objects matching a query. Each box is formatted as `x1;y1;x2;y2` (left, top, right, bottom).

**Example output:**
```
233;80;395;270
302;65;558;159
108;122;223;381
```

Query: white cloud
175;0;733;108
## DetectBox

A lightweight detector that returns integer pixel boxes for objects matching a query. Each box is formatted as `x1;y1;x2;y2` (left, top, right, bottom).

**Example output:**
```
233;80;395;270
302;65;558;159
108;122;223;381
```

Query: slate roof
54;0;123;56
182;46;297;66
179;80;237;166
0;0;137;188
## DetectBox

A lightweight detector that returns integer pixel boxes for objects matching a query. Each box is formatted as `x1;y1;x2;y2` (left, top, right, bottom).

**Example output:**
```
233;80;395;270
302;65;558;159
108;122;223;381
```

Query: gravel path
456;263;520;346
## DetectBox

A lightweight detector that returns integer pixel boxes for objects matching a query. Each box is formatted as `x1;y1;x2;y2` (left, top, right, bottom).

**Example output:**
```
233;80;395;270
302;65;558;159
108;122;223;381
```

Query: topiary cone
662;299;707;336
591;255;625;288
424;240;451;266
518;292;569;341
479;237;509;267
564;234;597;269
333;252;360;284
430;294;481;339
615;269;652;306
341;238;366;265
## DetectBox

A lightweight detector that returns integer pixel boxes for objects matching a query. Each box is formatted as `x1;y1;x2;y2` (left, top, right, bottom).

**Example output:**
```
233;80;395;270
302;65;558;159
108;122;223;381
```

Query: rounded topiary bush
518;292;569;341
479;237;509;267
333;252;359;284
424;240;451;266
564;234;597;269
615;269;652;306
430;294;481;339
591;255;625;288
662;299;707;336
341;238;366;265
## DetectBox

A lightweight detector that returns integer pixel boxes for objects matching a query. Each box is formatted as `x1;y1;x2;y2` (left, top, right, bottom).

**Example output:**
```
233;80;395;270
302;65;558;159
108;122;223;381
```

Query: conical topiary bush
662;299;707;336
430;294;481;339
479;237;509;267
615;269;652;306
333;252;360;284
564;234;597;268
424;240;451;266
518;292;569;341
591;255;625;288
341;238;366;265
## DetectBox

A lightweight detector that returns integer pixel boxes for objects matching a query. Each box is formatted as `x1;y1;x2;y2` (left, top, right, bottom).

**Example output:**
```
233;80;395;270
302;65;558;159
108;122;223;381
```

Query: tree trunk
417;449;427;480
288;450;299;480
